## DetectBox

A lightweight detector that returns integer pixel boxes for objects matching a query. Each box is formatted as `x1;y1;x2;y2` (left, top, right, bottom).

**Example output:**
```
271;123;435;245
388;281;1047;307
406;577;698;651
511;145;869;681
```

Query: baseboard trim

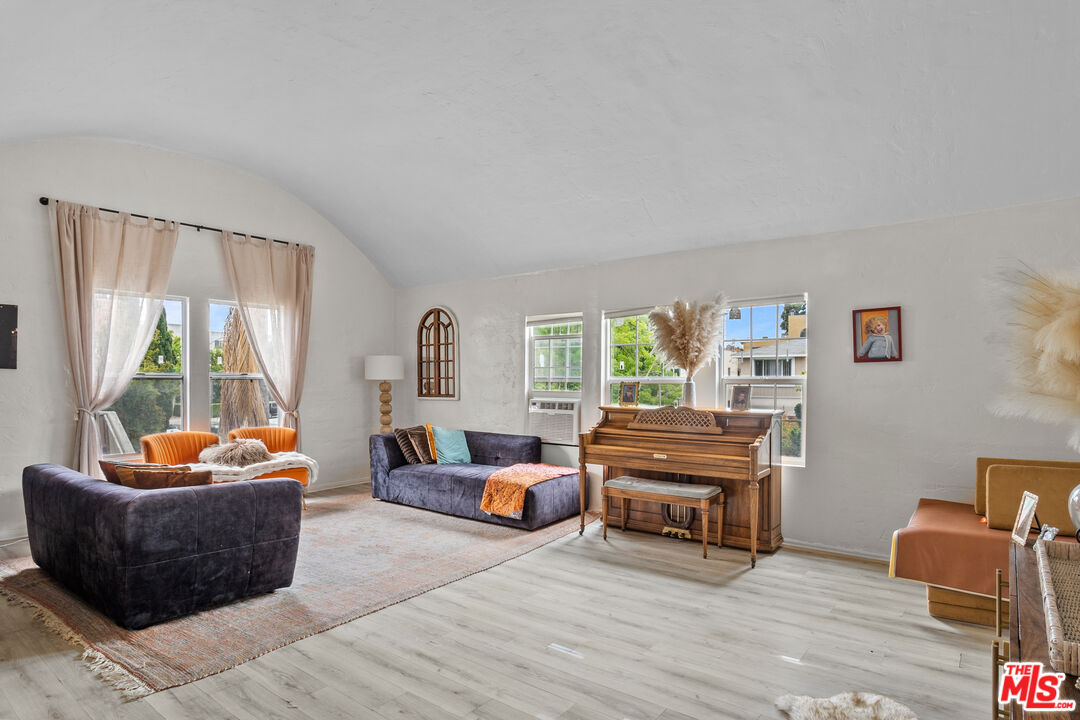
308;476;371;493
782;539;890;564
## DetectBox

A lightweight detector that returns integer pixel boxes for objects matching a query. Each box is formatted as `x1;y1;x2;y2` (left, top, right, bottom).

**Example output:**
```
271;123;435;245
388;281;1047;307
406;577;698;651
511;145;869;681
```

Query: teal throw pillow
430;425;471;464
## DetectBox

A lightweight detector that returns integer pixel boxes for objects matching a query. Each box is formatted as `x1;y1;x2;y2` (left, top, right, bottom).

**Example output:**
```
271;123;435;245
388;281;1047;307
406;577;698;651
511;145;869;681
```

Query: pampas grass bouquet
648;297;725;408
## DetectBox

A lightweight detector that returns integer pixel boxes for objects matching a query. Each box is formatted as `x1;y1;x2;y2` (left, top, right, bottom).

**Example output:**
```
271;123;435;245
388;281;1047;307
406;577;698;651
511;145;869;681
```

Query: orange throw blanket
480;463;572;519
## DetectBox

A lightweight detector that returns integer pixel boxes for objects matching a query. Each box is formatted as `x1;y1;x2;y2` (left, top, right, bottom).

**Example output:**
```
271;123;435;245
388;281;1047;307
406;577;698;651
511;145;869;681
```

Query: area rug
0;488;595;699
776;692;919;720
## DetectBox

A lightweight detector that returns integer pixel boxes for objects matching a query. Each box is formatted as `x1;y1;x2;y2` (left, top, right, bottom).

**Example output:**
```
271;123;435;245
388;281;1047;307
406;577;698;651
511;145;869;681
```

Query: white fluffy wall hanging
994;266;1080;452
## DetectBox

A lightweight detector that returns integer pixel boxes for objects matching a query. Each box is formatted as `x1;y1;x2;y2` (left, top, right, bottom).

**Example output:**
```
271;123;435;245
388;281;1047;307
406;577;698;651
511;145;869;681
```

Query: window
417;307;458;399
209;302;278;441
605;310;683;407
720;296;807;463
529;317;583;394
101;298;185;455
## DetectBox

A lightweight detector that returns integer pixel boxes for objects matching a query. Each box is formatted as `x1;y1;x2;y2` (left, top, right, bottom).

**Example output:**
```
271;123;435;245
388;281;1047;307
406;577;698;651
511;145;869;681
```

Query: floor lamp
365;355;404;433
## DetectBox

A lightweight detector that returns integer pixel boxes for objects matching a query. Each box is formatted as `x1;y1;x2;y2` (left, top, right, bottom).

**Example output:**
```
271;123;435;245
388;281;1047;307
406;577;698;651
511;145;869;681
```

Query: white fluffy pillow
198;438;274;467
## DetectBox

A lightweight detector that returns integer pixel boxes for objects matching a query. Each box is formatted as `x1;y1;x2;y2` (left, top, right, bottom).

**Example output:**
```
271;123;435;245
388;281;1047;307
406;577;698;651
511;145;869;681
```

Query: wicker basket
1035;539;1080;674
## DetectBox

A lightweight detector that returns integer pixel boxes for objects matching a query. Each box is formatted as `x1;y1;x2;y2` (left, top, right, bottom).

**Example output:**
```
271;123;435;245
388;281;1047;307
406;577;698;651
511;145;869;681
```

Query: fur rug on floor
776;692;919;720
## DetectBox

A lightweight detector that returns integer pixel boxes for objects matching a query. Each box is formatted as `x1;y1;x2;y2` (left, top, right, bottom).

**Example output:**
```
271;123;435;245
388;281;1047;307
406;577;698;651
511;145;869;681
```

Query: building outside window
101;297;185;454
529;317;583;395
605;310;683;407
720;296;807;463
209;301;278;441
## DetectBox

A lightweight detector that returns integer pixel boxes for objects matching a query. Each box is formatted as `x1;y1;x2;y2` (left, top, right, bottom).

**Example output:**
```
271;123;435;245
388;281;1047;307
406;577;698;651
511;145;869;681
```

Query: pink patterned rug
0;488;594;698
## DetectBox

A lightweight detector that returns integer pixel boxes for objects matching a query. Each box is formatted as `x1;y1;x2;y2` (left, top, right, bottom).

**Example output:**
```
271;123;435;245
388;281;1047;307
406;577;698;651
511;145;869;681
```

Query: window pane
637;316;654;344
660;384;683;407
534;325;552;336
610;384;620;404
568;339;582;368
551;339;567;368
610;317;636;345
752;304;779;339
569;367;582;378
749;384;776;411
780;301;807;338
534;339;549;369
569;322;582;334
140;301;183;373
782;416;803;458
638;345;662;376
210;303;261;374
549;381;567;391
102;377;183;453
567;381;582;392
534;381;549;391
553;323;569;335
725;307;751;339
534;365;549;379
722;341;747;379
638;383;660;406
211;377;279;441
611;346;635;377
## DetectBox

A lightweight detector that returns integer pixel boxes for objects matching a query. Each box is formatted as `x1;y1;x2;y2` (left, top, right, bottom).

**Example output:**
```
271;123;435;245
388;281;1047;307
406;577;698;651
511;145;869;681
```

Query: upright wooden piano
578;405;783;566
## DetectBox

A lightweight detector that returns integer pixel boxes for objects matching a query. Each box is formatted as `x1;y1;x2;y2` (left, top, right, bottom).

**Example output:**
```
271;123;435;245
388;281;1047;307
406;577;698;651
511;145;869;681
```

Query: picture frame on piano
618;381;640;407
729;384;750;411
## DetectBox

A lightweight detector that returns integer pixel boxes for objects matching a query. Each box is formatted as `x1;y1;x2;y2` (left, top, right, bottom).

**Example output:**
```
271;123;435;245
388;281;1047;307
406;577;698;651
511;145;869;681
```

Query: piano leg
602;489;609;540
579;462;587;535
749;477;759;568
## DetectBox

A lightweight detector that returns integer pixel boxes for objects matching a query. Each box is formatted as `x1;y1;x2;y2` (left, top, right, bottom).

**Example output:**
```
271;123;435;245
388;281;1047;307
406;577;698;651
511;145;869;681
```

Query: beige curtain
51;201;179;476
221;232;314;446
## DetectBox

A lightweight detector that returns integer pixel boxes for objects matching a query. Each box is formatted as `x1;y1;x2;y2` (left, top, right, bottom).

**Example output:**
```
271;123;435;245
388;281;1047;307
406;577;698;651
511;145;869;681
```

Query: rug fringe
0;584;152;700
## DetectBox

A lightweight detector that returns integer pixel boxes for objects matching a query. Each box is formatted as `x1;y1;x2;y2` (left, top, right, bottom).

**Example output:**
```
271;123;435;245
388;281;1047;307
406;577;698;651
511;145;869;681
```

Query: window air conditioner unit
527;398;581;445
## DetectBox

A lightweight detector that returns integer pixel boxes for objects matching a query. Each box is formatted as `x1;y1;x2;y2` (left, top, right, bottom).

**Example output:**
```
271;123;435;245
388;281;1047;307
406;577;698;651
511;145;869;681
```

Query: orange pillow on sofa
99;460;175;484
116;466;210;490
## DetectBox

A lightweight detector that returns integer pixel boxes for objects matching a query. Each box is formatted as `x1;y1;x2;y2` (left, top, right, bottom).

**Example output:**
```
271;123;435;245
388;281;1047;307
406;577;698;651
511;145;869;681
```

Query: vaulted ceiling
3;2;1079;286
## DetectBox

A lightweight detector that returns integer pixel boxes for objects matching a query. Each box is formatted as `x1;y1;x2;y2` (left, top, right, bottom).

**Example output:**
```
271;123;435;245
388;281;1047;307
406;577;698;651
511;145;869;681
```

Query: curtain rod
38;196;291;246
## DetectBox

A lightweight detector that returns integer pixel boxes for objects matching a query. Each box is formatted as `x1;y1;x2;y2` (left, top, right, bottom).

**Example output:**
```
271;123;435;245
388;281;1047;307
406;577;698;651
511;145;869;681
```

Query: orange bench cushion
892;498;1010;597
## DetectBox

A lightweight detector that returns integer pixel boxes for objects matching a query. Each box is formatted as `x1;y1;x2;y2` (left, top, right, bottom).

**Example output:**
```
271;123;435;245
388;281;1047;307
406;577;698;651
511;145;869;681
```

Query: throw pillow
198;438;273;467
427;424;472;464
120;468;213;490
405;425;436;464
114;464;192;486
393;427;422;464
101;461;174;484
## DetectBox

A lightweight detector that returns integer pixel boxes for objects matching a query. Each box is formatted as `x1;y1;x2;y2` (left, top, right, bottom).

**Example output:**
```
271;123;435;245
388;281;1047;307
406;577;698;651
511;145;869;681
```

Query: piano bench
602;476;724;559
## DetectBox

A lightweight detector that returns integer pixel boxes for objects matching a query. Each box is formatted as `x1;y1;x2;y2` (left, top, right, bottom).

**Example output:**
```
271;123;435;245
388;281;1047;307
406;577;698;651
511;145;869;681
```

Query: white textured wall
0;138;395;540
395;198;1080;560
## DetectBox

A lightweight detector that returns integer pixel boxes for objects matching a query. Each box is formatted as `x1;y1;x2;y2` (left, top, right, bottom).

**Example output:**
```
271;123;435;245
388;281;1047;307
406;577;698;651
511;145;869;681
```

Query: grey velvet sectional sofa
369;430;580;530
23;464;302;629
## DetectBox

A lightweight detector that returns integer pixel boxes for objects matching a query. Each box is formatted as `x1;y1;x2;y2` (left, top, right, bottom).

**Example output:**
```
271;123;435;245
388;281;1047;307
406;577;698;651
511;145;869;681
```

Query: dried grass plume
648;296;726;379
994;266;1080;452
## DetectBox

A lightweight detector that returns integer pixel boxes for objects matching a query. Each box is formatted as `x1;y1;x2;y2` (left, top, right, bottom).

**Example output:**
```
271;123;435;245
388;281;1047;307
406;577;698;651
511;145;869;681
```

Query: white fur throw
776;692;919;720
198;439;273;467
190;452;319;485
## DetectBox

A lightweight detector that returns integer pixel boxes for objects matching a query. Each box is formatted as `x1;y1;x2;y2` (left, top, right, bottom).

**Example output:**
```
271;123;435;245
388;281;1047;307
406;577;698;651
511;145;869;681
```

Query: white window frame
527;314;584;398
603;307;684;408
718;294;807;466
102;295;188;458
208;300;276;438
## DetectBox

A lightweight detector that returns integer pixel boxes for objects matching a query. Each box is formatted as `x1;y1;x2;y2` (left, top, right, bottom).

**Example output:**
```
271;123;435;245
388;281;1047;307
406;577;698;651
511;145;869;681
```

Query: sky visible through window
209;303;231;334
723;305;779;339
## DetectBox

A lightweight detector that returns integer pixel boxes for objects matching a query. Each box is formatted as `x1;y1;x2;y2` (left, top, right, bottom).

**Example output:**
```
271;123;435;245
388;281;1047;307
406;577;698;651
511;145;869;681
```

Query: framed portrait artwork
618;381;640;407
1011;491;1039;546
729;384;751;411
853;306;902;363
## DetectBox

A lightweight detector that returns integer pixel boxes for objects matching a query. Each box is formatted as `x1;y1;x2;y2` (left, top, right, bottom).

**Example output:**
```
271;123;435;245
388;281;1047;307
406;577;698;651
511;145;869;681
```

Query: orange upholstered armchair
228;426;310;492
141;431;220;466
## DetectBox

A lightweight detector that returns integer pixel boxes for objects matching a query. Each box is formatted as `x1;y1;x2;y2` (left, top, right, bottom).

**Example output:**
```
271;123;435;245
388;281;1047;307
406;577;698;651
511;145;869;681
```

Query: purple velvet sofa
369;431;580;530
23;464;302;630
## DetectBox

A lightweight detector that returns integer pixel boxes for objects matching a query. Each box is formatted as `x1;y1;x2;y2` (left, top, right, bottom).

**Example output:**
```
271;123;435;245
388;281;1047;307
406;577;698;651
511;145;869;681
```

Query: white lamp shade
365;354;404;381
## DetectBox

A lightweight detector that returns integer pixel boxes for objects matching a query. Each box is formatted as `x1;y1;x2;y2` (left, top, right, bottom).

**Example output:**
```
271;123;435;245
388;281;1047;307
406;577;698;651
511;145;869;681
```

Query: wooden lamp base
379;381;393;434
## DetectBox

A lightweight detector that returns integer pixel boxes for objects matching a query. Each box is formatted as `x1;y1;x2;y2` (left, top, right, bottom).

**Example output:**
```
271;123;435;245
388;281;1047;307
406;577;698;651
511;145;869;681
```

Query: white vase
1069;484;1080;540
682;379;696;408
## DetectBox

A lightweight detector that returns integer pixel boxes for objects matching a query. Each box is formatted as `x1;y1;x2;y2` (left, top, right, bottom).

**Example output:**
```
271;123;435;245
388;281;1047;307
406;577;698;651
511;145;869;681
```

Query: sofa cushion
120;468;212;490
405;426;435;464
891;498;1011;596
99;460;172;484
985;464;1080;532
975;456;1080;516
393;427;422;464
429;425;472;464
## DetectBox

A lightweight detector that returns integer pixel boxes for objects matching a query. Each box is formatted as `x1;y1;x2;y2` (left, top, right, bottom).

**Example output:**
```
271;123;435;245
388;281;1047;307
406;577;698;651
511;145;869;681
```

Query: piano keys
578;405;783;566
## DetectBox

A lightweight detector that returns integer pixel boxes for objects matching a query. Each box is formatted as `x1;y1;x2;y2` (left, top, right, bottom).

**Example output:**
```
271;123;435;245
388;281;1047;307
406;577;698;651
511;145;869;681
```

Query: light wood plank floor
0;489;993;720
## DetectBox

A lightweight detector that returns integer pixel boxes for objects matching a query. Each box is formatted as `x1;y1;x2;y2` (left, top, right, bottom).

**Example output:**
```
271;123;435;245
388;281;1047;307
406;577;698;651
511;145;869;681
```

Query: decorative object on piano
618;381;639;407
852;306;902;362
1069;484;1080;542
776;691;918;720
729;385;750;411
1012;490;1039;546
992;267;1080;452
0;304;15;369
648;297;725;408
